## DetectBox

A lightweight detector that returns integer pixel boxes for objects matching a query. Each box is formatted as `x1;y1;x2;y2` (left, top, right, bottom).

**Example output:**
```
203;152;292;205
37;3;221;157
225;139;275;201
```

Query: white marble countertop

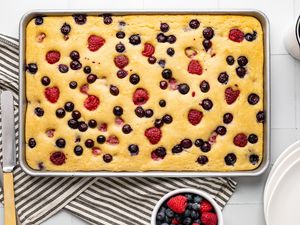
1;0;300;224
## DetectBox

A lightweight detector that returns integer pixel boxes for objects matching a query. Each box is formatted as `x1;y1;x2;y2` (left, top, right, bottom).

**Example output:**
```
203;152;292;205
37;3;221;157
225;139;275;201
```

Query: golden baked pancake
25;14;264;171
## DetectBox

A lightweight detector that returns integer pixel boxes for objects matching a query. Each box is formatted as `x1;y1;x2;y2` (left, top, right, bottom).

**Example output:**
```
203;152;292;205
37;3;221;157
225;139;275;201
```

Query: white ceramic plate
266;158;300;225
264;140;300;214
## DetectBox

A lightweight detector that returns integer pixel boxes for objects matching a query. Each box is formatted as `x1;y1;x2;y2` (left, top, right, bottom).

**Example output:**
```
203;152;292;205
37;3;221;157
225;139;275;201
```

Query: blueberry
85;139;94;148
41;76;50;86
56;108;66;118
223;113;233;124
27;63;38;74
73;14;87;25
225;153;237;166
190;210;199;219
165;208;174;218
103;14;113;25
236;66;247;78
167;48;175;56
172;144;183;154
184;209;191;217
35;16;44;25
145;109;153;118
248;93;260;105
122;124;132;134
216;126;227;135
197;155;208;165
200;80;210;92
181;139;192;149
78;122;88;132
256;111;265;123
103;154;113;163
74;145;83;156
226;55;235;65
201;98;213;110
116;31;125;39
148;56;157;64
249;154;259;165
245;32;257;41
192;203;199;210
34;107;44;117
97;135;106;144
202;39;212;51
135;106;145;118
61;23;71;35
185;194;193;202
218;72;229;84
110;85;119;96
203;27;214;40
155;147;167;158
68;119;78;129
162;69;172;79
70;60;82;70
157;212;165;221
200;142;211;152
69;81;77;89
83;66;91;74
193;195;202;203
87;74;97;84
113;106;123;116
117;69;128;79
178;83;190;95
70;51;80;60
160;80;168;89
64;102;74;112
129;74;140;85
248;134;258;143
119;21;126;26
194;139;204;147
159;99;166;107
58;64;69;73
56;138;66;148
187;203;193;210
189;19;200;29
158;59;166;68
237;56;248;66
72;110;81;120
115;42;125;53
28;138;36;148
129;34;141;45
183;217;192;225
167;35;176;44
128;144;139;155
157;33;167;43
160;23;170;32
88;119;97;128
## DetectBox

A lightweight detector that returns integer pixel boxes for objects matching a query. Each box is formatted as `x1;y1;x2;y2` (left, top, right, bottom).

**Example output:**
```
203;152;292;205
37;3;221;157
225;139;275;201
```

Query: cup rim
295;15;300;47
150;188;224;225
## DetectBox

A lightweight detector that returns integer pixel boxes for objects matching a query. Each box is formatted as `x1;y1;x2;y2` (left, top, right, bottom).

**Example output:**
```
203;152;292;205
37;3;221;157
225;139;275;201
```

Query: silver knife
1;90;17;225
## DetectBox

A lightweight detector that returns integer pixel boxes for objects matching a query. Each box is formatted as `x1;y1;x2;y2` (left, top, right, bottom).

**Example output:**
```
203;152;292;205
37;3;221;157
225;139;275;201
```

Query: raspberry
192;224;200;225
115;117;124;125
145;127;162;144
229;28;244;42
114;55;129;69
92;147;102;156
50;151;66;165
98;123;107;132
225;87;240;104
142;43;155;57
46;129;55;138
133;88;149;105
201;212;218;225
80;84;89;94
200;200;213;212
88;35;105;51
188;109;203;125
106;135;119;145
233;133;248;147
167;195;187;214
171;218;180;225
169;78;178;90
188;59;203;75
45;87;60;103
46;50;60;64
84;95;100;111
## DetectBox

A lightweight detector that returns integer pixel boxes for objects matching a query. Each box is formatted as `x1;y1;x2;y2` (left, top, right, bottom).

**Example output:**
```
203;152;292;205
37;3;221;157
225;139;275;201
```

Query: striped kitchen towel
0;33;237;225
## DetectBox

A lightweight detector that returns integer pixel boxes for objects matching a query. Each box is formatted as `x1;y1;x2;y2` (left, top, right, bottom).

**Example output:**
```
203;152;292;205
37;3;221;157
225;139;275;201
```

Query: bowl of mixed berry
151;188;223;225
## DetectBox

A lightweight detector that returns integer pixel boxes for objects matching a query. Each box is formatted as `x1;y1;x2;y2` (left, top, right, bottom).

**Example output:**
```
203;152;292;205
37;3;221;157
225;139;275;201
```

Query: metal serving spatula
1;91;17;225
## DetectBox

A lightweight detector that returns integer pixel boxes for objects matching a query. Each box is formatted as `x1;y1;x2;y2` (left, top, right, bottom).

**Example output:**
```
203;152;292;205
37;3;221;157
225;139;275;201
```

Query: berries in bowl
151;188;223;225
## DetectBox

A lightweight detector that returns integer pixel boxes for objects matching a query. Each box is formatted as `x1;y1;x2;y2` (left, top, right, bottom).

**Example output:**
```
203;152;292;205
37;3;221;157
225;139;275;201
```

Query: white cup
284;16;300;59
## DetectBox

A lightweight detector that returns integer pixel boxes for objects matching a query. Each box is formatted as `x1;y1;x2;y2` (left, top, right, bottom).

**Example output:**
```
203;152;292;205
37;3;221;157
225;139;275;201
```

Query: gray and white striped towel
0;34;237;225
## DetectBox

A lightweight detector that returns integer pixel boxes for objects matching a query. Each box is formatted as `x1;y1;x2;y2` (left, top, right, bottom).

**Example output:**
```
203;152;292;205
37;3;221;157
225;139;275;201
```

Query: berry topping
172;144;183;154
113;106;123;116
103;14;113;25
201;212;218;225
178;83;190;95
122;124;132;134
69;81;77;89
233;133;248;147
145;109;154;118
236;66;247;78
200;142;211;152
83;66;91;74
225;87;240;105
68;119;78;129
203;40;212;51
218;72;229;84
58;64;69;73
201;99;213;110
114;55;129;69
73;14;87;25
46;50;60;64
188;109;203;126
154;119;164;128
87;35;105;52
237;56;248;66
216;126;227;135
28;138;36;148
87;74;97;84
159;99;166;107
116;31;125;39
162;68;173;79
70;50;80;60
84;95;100;111
225;153;237;166
195;139;204;147
245;31;257;42
50;152;66;165
158;59;166;68
115;42;125;53
128;144;139;156
200;80;210;92
27;63;38;74
97;135;106;144
70;60;82;70
41;76;50;86
46;129;55;138
189;19;200;29
229;28;244;42
34;107;44;117
148;56;157;64
248;93;260;105
35;16;43;25
167;195;187;214
167;47;175;56
256;111;265;123
142;43;155;57
153;147;167;160
167;35;176;44
129;74;140;85
248;134;258;144
129;34;141;45
249;154;259;165
203;27;214;40
98;123;108;132
106;135;119;145
92;147;102;156
110;85;119;96
133;88;149;105
145;127;162;144
181;139;193;148
160;80;168;89
103;154;113;163
45;87;60;103
188;60;203;75
157;33;167;43
56;138;66;148
200;200;213;212
61;23;71;35
135;106;145;117
197;155;208;165
56;108;65;118
80;84;89;94
160;22;170;32
88;119;97;128
64;102;74;112
72;110;81;120
226;55;235;65
85;139;94;148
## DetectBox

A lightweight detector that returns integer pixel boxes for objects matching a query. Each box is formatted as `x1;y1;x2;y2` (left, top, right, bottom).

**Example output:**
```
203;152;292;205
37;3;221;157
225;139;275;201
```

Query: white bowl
151;188;224;225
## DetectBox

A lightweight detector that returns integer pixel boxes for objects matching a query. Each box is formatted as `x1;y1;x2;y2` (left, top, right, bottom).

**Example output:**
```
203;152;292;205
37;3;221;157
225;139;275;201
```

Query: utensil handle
3;173;16;225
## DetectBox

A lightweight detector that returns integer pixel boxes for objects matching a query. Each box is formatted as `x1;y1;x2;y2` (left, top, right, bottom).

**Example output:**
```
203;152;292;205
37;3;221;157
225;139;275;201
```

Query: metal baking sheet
19;9;270;177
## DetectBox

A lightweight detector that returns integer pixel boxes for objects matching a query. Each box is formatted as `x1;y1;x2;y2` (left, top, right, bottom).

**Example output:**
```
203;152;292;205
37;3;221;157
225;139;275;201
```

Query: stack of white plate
264;140;300;225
